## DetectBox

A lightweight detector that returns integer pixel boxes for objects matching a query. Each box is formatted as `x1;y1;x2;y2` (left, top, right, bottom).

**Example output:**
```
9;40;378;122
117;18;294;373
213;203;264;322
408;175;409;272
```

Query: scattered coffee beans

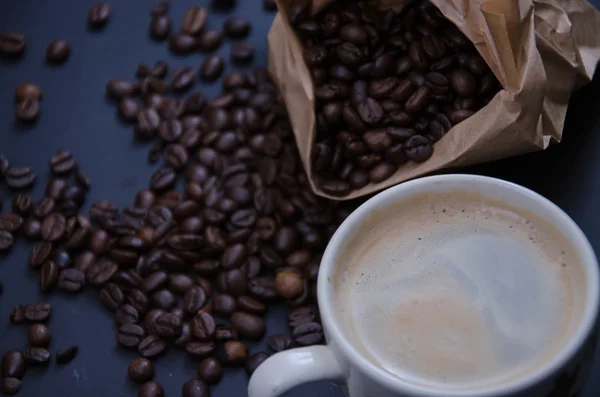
0;4;368;393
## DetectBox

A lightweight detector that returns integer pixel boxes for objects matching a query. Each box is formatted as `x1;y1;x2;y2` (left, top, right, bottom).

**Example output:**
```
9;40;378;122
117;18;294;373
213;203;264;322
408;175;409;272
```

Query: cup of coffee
249;175;599;397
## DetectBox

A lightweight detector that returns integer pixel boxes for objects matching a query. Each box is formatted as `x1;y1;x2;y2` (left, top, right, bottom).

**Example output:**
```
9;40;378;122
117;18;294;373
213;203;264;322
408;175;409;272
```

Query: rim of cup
318;174;600;397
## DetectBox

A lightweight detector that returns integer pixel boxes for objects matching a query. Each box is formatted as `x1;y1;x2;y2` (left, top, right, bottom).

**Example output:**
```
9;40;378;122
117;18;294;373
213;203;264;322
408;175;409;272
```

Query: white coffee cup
249;175;600;397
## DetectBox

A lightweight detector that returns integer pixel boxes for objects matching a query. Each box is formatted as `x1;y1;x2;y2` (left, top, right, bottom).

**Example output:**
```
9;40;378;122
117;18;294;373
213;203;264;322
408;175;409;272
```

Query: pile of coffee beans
0;3;359;395
0;1;354;396
1;66;358;394
286;0;500;196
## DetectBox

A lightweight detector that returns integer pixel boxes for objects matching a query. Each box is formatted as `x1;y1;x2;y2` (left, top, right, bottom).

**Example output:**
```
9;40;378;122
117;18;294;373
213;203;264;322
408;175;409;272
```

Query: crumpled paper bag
268;0;600;199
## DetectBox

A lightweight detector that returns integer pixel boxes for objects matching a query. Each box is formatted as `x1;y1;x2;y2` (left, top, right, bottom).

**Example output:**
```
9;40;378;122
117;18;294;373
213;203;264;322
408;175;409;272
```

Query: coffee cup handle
248;345;345;397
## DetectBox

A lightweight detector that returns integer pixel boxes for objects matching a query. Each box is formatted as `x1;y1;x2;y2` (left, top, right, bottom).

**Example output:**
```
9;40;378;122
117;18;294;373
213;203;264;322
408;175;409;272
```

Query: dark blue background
0;1;599;396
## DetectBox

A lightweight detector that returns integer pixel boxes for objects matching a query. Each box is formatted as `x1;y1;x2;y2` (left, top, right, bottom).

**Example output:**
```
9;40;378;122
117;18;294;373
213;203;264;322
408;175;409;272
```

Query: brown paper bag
268;0;600;199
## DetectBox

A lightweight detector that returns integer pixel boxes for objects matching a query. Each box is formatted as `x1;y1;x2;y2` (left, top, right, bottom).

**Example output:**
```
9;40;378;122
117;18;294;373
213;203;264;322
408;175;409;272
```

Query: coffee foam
334;190;587;390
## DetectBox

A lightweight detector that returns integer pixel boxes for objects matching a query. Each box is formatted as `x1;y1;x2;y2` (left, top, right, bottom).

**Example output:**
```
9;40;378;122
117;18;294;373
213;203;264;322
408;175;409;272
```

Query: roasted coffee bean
41;213;66;241
116;304;140;325
73;251;95;272
100;283;125;310
248;276;277;301
4;166;36;189
56;345;78;364
230;312;264;340
182;286;207;316
182;379;210;397
405;134;433;162
15;98;40;122
369;162;397;183
231;42;254;63
0;377;20;395
139;381;164;397
200;55;225;81
23;218;42;240
87;258;118;285
28;241;53;268
153;312;181;338
237;295;265;315
267;334;293;352
129;357;155;384
182;6;208;35
23;302;52;323
28;324;51;347
57;268;85;292
150;16;171;40
136;110;160;141
216;341;246;366
15;83;42;102
107;79;137;100
88;3;110;27
0;32;26;56
9;306;26;325
150;167;176;191
246;351;269;375
198;30;223;52
449;68;477;96
119;98;141;122
185;341;215;358
141;271;167;293
46;39;70;63
0;213;22;233
150;289;176;310
405;86;430;113
293;321;323;346
170;67;195;91
165;273;193;294
138;335;166;358
39;260;59;292
169;33;196;54
197;357;223;384
1;350;25;378
24;347;51;364
275;269;304;299
191;313;216;340
117;324;145;348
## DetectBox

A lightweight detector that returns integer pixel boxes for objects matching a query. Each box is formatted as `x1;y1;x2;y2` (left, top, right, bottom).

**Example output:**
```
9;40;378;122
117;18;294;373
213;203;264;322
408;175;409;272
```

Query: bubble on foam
335;191;586;391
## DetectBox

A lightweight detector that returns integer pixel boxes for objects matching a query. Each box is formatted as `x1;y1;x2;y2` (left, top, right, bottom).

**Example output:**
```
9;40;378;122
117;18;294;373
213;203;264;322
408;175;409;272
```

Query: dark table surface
1;1;599;396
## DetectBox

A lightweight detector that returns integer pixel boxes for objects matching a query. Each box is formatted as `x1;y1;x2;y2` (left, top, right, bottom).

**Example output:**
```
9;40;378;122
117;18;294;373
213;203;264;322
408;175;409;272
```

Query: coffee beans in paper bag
268;0;600;199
